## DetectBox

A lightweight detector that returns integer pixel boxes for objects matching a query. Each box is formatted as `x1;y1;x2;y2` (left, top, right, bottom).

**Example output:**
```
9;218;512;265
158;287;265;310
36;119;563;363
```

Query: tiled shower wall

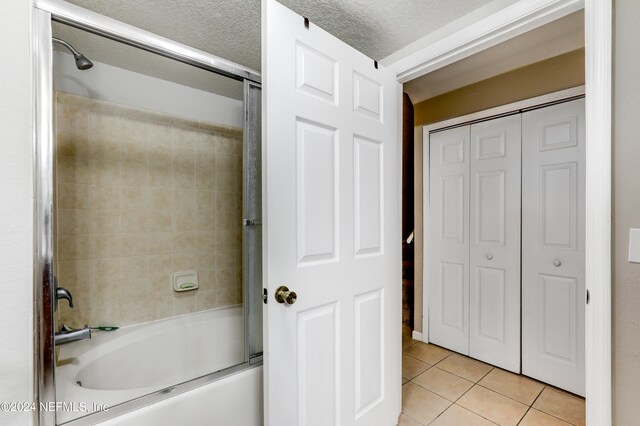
54;92;243;328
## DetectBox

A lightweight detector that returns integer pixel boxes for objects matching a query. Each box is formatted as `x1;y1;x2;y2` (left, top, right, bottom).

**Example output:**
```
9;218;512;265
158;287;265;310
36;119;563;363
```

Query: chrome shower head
52;37;93;70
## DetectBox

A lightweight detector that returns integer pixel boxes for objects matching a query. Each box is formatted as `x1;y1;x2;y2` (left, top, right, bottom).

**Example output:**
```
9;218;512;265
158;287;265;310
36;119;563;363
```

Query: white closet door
428;126;470;354
522;99;585;396
469;115;521;372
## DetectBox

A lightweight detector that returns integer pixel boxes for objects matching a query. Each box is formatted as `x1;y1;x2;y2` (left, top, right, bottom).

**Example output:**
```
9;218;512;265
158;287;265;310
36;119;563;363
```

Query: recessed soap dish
172;271;199;292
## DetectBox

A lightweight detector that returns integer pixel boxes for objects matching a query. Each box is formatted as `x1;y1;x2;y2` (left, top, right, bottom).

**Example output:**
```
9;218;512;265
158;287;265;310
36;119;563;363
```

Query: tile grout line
526;385;580;426
422;365;499;426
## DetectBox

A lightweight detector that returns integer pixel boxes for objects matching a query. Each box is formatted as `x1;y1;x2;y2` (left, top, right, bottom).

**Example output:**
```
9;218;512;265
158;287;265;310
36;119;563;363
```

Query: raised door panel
522;99;585;396
469;115;521;372
428;126;470;355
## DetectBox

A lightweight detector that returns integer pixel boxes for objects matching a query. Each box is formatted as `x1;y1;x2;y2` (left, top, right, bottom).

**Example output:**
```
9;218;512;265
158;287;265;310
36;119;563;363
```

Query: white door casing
469;115;521;372
262;0;401;424
428;126;470;355
522;99;586;396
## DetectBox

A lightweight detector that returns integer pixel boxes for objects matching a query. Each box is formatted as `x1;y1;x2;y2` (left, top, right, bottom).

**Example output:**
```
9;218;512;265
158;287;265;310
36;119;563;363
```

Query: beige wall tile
148;188;172;210
173;231;196;253
121;186;146;211
90;135;121;161
91;186;120;210
90;209;120;234
174;209;195;231
121;159;147;187
91;159;121;187
196;290;217;311
120;256;147;279
121;210;146;233
198;268;216;292
146;210;172;232
58;155;92;185
57;209;91;235
173;189;196;210
173;292;196;316
58;184;91;209
56;92;243;329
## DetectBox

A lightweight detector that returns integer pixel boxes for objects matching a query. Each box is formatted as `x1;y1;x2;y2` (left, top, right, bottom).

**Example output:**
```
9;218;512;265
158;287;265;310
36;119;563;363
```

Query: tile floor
401;332;586;426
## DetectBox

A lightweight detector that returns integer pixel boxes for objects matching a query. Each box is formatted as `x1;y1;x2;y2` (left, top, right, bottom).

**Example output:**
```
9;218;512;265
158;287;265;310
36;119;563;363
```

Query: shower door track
33;1;262;425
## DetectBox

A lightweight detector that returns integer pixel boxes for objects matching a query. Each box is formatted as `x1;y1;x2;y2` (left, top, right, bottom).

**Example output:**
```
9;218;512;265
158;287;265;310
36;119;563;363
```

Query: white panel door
263;1;401;425
469;115;521;372
428;126;470;355
522;99;585;396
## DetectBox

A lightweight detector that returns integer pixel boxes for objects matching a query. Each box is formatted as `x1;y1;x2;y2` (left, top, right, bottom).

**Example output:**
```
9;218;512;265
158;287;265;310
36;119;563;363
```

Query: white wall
0;0;34;425
53;51;244;128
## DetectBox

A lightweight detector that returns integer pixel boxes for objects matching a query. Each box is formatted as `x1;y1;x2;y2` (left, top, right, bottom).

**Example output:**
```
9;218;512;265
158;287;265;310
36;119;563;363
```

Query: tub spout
55;325;91;346
56;287;74;308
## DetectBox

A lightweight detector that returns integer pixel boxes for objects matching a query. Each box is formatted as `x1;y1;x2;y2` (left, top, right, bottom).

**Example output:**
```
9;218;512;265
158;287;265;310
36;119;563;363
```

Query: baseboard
411;330;423;341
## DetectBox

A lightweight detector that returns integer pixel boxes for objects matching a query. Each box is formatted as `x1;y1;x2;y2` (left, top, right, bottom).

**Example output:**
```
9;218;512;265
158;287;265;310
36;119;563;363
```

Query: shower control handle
275;286;297;305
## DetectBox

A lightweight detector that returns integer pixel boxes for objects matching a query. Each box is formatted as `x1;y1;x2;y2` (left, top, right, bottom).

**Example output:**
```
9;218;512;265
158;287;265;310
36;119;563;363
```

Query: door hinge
263;288;268;304
586;289;590;304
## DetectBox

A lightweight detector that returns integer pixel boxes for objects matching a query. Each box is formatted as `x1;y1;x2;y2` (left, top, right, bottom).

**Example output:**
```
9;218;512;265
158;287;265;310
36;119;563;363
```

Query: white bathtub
56;306;263;425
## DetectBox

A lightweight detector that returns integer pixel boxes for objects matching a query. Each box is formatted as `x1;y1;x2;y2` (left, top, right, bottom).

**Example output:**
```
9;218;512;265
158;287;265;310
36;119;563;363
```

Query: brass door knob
275;285;297;305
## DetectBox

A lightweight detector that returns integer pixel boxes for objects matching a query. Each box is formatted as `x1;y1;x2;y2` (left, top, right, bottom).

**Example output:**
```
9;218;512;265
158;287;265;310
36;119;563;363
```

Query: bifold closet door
428;126;470;355
522;99;585;396
469;115;521;372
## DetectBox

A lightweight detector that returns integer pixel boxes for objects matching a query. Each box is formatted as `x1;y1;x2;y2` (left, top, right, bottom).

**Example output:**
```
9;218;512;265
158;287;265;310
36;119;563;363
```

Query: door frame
386;0;611;422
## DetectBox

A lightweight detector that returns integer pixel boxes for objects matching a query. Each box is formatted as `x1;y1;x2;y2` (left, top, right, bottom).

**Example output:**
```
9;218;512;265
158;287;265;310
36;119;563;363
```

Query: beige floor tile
403;377;409;385
403;334;416;349
397;413;423;426
436;354;493;382
532;388;585;426
403;342;452;365
478;368;544;405
430;404;496;426
402;383;451;425
457;385;528;426
520;408;573;426
403;355;430;380
412;367;474;401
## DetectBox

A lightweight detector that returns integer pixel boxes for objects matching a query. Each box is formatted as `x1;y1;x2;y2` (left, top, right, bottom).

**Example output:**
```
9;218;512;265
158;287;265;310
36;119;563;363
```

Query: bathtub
55;306;263;425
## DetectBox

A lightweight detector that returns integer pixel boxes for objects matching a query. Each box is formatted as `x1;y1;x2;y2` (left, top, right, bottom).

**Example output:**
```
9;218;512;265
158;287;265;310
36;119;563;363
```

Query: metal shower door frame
33;1;262;424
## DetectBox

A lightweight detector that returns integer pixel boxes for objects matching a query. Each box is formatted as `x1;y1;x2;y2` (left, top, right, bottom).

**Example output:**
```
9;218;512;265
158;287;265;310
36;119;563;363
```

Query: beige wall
411;51;585;333
413;49;585;127
55;92;243;329
613;0;640;423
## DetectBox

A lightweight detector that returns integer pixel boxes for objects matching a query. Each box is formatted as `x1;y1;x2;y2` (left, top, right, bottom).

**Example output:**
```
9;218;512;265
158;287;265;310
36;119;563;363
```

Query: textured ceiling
57;0;502;69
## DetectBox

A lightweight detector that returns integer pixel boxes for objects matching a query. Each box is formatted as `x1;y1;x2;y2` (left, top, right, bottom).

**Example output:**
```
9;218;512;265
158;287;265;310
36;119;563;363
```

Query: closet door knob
553;259;562;267
486;253;493;260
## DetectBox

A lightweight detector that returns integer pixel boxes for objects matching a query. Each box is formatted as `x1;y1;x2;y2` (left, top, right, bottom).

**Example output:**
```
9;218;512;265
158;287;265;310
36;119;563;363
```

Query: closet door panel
428;126;470;354
522;99;585;396
469;115;521;372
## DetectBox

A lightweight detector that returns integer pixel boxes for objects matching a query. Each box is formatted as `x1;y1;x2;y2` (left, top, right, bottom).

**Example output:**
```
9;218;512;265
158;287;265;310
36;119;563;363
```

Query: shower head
73;53;94;70
52;37;93;70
